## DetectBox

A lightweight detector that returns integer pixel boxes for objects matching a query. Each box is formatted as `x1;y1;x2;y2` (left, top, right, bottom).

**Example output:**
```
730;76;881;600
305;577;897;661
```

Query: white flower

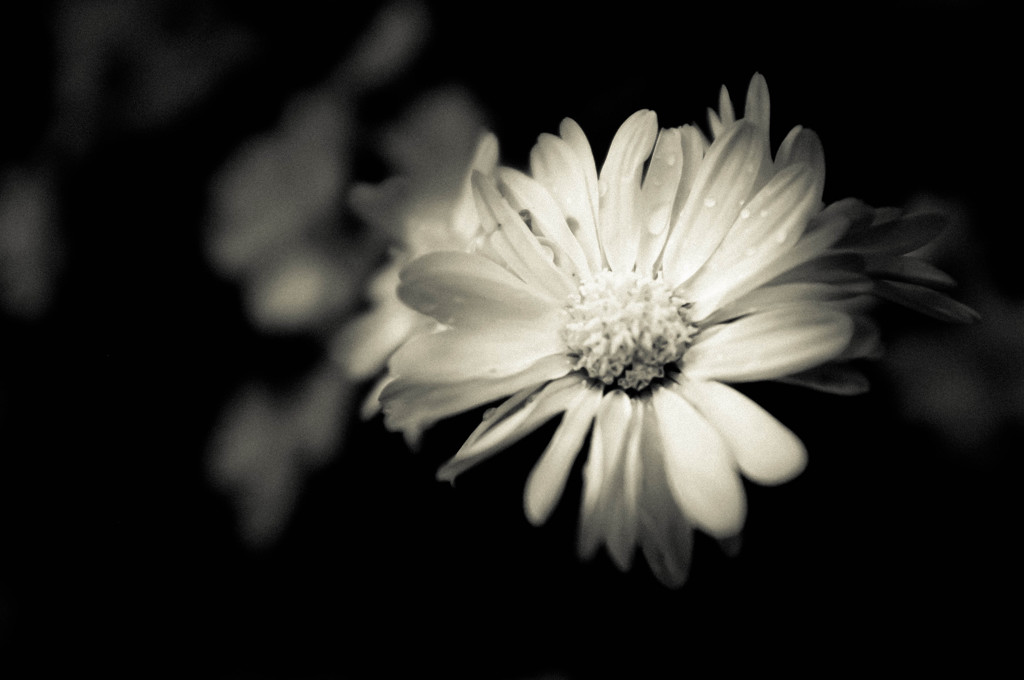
379;74;973;586
335;90;498;418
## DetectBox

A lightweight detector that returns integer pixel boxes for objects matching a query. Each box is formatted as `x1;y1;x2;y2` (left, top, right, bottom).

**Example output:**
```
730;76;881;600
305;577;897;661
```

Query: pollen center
562;270;695;391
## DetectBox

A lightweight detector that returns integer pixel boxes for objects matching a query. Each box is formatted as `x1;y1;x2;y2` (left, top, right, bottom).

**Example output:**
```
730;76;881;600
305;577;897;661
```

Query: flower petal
524;382;604;526
634;127;684;275
495;166;590;278
530;124;603;273
380;353;574;439
650;385;746;538
636;125;706;275
597;109;659;272
682;152;825;319
743;73;771;133
472;171;577;297
685;304;855;383
778;363;871;395
636;397;694;587
578;390;638;569
397;250;560;327
437;375;584;482
386;323;565;385
835;209;948;255
874;280;981;323
691;197;870;320
661;121;771;286
680;379;807;485
863;253;957;289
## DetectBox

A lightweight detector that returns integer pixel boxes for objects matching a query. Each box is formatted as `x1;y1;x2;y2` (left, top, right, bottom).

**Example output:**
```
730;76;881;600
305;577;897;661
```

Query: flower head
379;74;973;586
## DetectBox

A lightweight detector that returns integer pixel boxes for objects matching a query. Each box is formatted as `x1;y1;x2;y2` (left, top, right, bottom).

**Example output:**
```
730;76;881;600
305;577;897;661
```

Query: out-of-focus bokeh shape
50;0;256;155
207;365;353;546
881;196;1024;454
0;169;62;320
203;0;491;547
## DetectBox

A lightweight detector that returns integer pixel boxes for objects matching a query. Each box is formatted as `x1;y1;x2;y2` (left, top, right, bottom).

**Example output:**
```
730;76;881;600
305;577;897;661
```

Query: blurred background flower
201;0;492;547
1;1;1018;678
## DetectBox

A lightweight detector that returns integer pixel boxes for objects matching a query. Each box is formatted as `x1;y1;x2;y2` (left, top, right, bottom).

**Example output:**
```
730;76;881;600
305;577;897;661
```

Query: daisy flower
336;91;498;419
379;74;974;586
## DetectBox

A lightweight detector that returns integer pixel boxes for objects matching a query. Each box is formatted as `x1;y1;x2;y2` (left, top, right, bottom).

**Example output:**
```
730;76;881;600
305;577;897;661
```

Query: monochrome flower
336;92;497;419
378;74;974;586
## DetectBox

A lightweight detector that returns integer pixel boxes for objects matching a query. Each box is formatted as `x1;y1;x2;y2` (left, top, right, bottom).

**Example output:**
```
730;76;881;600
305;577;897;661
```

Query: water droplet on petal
703;197;717;208
774;229;788;244
482;407;497;420
739;208;751;220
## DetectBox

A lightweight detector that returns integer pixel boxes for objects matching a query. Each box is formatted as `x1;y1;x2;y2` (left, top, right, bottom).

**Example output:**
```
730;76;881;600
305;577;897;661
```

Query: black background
1;1;1018;677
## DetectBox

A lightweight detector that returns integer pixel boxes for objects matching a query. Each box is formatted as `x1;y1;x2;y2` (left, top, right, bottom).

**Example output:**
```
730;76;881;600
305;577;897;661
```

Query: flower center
562;270;695;391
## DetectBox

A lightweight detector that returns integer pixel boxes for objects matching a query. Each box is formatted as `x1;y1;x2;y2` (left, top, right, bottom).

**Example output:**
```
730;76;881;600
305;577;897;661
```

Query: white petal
472;172;577;297
530;125;603;273
775;126;825;184
380;353;574;437
650;385;746;538
523;382;604;525
386;324;565;385
701;274;873;326
495;166;591;278
692;198;870;319
397;250;561;327
661;121;771;286
334;301;423;380
448;132;500;242
683;155;824;320
685;304;855;383
636;397;694;587
743;73;770;132
597;109;659;272
437;375;584;481
634;127;684;275
559;118;602;222
578;391;637;569
680;379;807;485
636;125;706;275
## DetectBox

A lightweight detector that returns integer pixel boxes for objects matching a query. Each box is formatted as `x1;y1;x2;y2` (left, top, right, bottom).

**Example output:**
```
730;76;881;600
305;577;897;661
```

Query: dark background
1;1;1017;677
